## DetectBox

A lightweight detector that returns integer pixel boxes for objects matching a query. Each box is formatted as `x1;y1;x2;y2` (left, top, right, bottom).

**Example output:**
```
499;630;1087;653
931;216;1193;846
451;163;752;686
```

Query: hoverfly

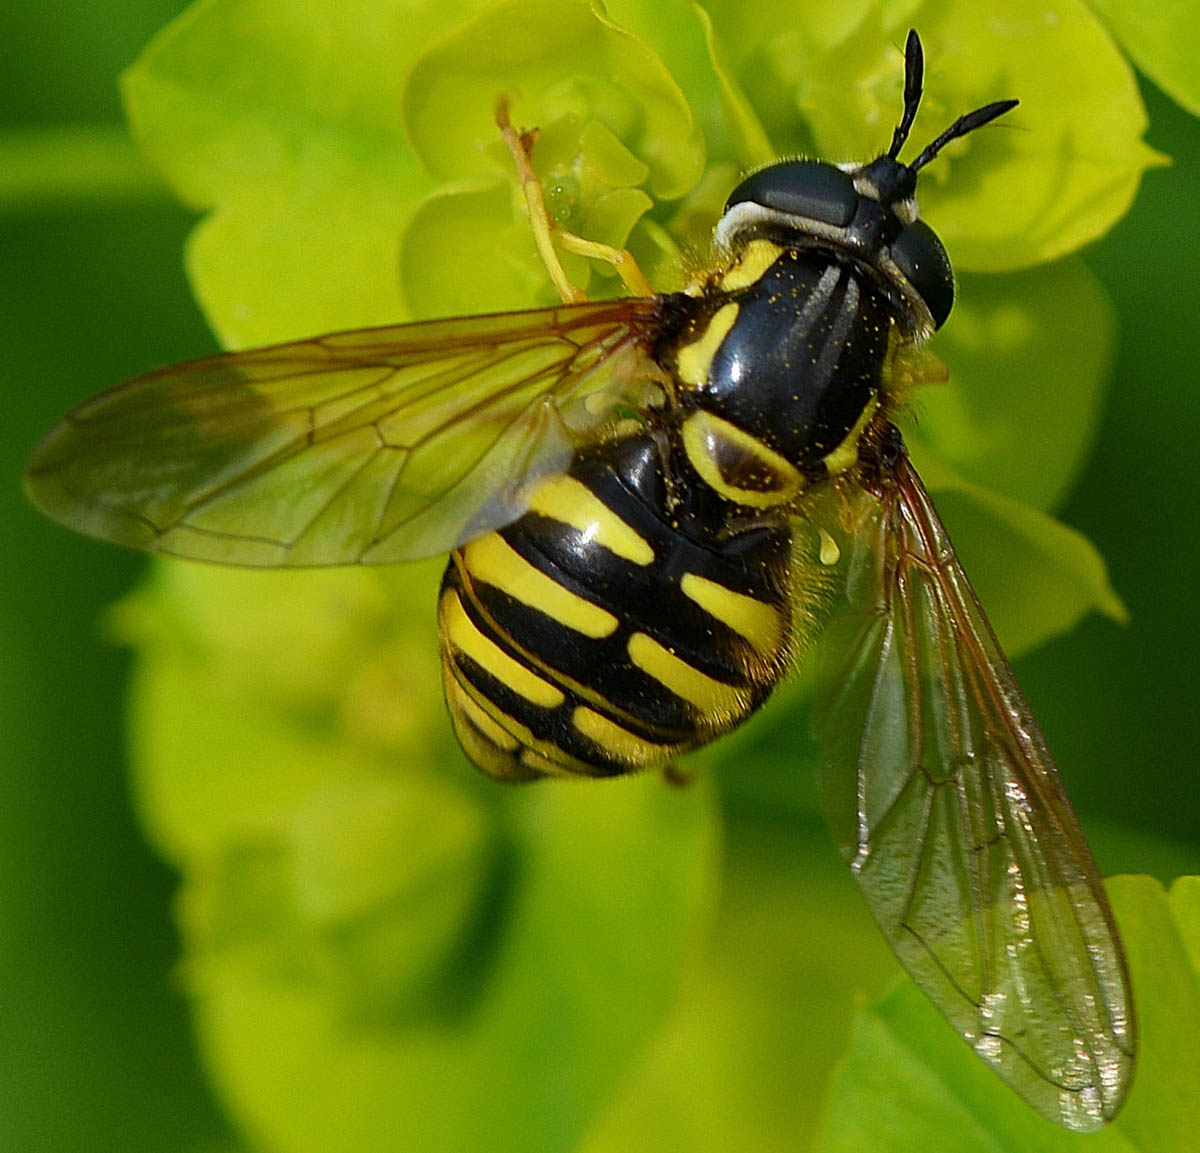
25;29;1134;1130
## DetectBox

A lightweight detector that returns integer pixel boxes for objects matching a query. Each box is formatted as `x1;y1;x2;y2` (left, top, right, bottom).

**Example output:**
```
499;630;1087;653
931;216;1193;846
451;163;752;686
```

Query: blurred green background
2;3;1197;1152
4;4;230;1150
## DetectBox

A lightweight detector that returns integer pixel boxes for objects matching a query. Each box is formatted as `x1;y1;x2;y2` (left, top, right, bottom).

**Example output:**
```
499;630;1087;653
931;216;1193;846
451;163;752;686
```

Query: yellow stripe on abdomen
462;534;618;638
443;666;590;781
516;748;581;779
448;680;521;752
626;632;751;718
527;475;654;565
571;706;676;768
680;573;783;656
439;589;564;709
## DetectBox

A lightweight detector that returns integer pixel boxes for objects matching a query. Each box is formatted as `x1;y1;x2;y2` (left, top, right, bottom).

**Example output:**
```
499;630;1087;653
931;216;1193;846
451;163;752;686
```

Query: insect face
716;33;1017;334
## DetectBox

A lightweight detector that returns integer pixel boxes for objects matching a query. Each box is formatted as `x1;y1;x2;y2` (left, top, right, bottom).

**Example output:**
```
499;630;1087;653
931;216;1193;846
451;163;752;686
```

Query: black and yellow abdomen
439;433;793;781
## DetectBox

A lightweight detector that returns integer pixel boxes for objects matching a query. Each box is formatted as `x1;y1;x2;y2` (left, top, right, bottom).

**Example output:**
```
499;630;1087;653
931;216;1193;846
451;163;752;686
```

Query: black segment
855;154;918;208
890;220;954;328
725;161;859;228
693;250;888;467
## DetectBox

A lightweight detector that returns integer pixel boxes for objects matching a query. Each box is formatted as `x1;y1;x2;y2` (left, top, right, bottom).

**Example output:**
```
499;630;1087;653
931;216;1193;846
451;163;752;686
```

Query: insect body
25;31;1135;1132
441;239;877;781
442;143;932;782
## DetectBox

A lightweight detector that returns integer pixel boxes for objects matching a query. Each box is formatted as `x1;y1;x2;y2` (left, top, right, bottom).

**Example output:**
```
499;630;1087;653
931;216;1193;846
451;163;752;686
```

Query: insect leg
552;232;655;299
495;98;655;302
662;763;695;787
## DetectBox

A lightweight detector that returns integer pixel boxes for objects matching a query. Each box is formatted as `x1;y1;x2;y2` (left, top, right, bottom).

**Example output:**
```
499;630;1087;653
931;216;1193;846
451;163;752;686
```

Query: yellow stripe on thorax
716;238;783;292
676;301;738;389
462;534;619;638
679;573;783;656
627;632;751;718
819;396;880;476
681;410;803;509
527;475;654;565
440;589;564;709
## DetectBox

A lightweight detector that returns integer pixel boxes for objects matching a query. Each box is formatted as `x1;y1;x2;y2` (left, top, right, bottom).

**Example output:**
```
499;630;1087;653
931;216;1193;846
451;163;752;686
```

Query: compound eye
890;220;954;328
725;161;858;228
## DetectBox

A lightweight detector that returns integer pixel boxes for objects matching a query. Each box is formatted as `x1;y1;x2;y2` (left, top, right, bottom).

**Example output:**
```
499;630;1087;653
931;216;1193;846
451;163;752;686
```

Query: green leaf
1087;0;1200;116
120;0;1157;343
186;774;718;1153
1173;876;1200;974
192;771;496;1020
912;261;1115;513
403;0;702;197
701;0;876;85
692;4;774;169
400;179;538;318
1111;876;1200;1151
899;263;1121;666
581;817;898;1153
121;0;450;346
113;560;448;858
814;875;1200;1152
895;1;1166;271
604;0;772;167
400;0;702;306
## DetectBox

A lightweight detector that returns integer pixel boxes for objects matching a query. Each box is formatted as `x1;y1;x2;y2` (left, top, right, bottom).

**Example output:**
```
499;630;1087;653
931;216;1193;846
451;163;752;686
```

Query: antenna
887;30;1019;173
909;98;1020;172
887;30;925;161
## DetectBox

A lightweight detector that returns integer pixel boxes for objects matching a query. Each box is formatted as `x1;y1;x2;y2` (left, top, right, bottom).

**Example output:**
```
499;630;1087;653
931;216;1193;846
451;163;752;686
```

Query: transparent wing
808;454;1135;1131
25;299;669;566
